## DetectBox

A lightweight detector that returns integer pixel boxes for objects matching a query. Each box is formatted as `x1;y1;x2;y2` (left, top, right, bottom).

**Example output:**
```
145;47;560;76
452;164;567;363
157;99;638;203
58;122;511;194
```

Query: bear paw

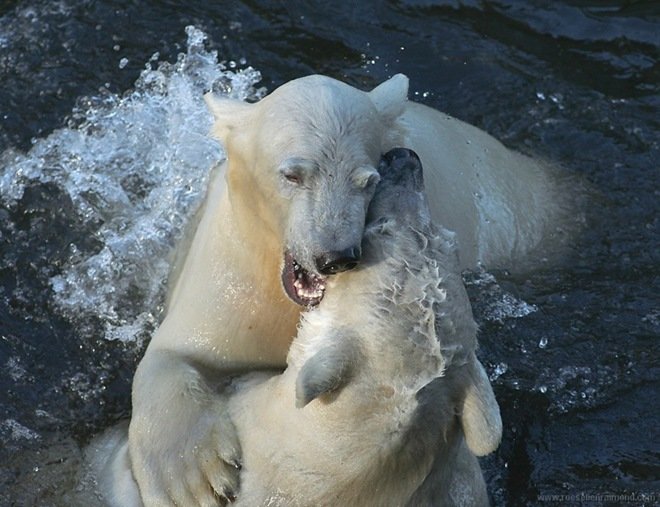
129;398;242;506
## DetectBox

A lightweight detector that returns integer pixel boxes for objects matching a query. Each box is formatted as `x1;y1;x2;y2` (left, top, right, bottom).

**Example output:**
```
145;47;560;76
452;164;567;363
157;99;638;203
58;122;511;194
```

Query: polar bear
127;74;565;505
90;148;501;507
227;148;502;506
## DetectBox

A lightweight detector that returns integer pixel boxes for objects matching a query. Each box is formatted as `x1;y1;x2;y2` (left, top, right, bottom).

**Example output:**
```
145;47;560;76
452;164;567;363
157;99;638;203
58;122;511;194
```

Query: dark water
0;1;658;506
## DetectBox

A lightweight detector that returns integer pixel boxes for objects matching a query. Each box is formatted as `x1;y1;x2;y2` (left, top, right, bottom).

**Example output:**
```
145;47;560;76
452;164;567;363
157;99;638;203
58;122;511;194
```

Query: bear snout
315;246;361;275
381;147;421;165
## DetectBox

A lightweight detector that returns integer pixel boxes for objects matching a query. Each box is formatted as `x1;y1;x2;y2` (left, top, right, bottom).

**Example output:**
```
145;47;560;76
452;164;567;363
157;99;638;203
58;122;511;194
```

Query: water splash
534;365;616;413
463;270;538;324
0;419;41;443
489;362;508;382
0;26;265;344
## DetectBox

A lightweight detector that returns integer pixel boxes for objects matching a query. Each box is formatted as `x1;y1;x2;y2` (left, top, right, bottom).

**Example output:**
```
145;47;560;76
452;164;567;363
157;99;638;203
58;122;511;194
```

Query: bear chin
281;251;327;307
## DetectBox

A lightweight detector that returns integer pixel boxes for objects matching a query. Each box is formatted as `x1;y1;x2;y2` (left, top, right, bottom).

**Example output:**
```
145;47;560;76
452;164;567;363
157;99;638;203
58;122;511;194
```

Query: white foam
534;365;611;412
489;362;508;382
4;357;29;382
464;270;538;323
0;26;266;343
0;419;41;442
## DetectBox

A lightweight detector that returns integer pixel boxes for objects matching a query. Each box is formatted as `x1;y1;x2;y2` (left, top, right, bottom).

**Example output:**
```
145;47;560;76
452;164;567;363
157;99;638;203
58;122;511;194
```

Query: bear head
205;74;409;306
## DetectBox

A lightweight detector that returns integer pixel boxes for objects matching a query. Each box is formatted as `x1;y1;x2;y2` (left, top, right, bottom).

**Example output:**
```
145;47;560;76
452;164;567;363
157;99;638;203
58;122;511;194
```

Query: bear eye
284;173;302;185
279;157;315;188
280;168;304;186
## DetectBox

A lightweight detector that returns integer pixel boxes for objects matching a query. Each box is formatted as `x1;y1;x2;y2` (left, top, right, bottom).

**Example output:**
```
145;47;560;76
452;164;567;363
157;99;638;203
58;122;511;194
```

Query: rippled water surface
0;1;658;506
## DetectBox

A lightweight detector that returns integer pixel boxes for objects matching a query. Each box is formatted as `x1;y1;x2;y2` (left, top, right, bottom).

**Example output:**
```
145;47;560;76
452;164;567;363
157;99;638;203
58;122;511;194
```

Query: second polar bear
227;148;501;506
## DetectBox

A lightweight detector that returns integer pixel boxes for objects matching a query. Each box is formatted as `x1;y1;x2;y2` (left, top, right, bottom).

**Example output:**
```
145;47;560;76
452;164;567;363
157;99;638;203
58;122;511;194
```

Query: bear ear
459;355;503;456
369;74;409;122
204;93;253;143
295;338;359;408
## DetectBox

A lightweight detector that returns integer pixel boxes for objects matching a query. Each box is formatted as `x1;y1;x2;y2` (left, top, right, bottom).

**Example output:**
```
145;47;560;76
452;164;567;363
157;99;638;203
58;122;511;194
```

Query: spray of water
0;26;265;344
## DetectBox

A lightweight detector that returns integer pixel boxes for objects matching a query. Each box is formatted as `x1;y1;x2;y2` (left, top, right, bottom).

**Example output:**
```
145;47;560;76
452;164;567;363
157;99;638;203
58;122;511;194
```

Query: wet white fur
225;192;501;506
122;74;562;505
91;196;502;507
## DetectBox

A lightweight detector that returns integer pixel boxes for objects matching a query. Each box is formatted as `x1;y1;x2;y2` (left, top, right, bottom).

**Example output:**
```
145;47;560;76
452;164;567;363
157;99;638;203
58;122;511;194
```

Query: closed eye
283;172;302;185
278;157;316;188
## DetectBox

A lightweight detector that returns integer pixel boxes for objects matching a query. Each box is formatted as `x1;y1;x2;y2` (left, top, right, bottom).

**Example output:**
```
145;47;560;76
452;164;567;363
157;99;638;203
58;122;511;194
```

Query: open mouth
281;251;327;307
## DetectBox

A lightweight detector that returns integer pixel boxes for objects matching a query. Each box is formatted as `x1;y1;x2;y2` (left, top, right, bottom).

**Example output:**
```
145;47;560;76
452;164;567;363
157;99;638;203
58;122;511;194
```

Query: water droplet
550;93;563;104
489;362;508;381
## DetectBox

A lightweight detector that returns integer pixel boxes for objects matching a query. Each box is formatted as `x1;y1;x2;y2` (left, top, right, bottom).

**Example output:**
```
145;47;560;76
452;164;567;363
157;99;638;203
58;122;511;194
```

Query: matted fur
121;74;567;505
226;150;501;506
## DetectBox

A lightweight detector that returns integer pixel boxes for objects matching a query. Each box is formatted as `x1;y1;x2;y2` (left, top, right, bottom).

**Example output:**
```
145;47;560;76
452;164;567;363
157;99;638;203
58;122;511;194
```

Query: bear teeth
293;278;325;297
283;252;326;306
298;287;323;299
292;264;325;300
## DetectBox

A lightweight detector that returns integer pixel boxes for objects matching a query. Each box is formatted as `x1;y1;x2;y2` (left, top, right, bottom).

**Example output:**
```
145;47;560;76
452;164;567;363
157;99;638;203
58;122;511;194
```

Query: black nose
315;246;361;275
378;148;424;190
381;147;420;166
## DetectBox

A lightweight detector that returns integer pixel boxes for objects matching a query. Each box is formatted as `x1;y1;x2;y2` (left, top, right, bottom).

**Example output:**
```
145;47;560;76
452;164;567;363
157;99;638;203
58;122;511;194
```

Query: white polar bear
227;148;502;506
90;148;501;507
126;74;567;505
